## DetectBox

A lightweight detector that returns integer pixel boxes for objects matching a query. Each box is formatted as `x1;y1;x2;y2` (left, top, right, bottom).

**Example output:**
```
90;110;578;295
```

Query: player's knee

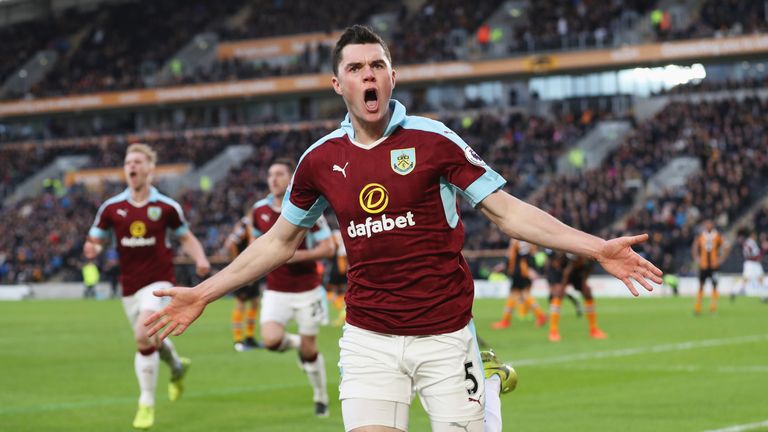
135;335;156;353
133;329;153;347
262;335;284;351
264;342;281;351
137;346;157;356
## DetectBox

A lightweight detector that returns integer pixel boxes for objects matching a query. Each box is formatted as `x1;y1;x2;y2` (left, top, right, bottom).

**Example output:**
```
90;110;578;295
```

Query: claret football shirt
89;187;188;296
284;100;506;335
251;194;331;293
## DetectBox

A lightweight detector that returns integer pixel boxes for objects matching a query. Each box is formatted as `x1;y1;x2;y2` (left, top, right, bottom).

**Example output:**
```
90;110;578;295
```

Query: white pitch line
703;419;768;432
541;363;768;374
512;334;768;367
0;382;306;416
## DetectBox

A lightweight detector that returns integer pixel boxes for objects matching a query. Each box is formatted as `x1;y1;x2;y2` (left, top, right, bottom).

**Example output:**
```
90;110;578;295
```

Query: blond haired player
84;143;210;429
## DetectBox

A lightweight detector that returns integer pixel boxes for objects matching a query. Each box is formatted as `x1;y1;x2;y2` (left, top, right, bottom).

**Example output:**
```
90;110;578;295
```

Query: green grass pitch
1;296;766;431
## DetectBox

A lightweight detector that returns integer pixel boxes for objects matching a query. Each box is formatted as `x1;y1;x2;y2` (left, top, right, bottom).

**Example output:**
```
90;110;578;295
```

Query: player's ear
332;76;343;96
391;68;396;90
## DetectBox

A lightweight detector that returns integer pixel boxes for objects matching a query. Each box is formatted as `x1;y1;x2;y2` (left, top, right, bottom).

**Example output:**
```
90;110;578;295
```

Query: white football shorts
260;285;328;335
338;321;485;430
743;260;765;279
121;281;173;327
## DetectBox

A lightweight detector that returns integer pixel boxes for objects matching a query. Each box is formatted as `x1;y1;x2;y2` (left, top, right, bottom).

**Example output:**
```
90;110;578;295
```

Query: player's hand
195;258;211;278
83;241;102;259
595;234;663;296
144;287;206;340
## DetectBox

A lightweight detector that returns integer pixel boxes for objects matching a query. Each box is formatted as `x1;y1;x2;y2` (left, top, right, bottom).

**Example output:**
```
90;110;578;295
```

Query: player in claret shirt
249;158;336;417
146;26;662;432
84;143;210;430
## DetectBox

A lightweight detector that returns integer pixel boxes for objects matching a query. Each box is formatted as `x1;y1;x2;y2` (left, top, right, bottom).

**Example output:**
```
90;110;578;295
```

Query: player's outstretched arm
145;216;308;339
178;231;211;277
477;190;662;296
286;237;335;263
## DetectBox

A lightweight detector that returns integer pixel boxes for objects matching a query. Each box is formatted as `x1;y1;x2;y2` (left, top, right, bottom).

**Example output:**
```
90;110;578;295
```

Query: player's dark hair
332;25;392;76
271;158;296;173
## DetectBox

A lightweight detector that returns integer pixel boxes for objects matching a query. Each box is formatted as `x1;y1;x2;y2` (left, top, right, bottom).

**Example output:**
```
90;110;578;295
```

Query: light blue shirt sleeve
282;186;329;229
88;226;110;239
172;224;189;237
458;167;506;208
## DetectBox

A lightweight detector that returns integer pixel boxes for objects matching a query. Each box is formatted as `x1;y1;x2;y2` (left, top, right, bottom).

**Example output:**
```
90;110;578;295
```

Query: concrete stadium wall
473;274;760;298
2;275;764;301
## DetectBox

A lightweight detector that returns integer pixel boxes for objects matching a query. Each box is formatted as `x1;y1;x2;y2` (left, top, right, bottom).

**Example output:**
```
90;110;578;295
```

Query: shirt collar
340;99;407;140
122;186;160;203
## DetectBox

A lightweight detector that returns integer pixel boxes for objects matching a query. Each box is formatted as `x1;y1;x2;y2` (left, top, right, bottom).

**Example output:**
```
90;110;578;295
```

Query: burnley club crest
391;148;415;175
147;206;162;221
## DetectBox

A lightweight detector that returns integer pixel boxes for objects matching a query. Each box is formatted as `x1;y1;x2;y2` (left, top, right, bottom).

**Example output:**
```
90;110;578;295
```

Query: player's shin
231;309;243;342
246;308;257;338
300;352;328;405
135;348;159;406
158;338;182;372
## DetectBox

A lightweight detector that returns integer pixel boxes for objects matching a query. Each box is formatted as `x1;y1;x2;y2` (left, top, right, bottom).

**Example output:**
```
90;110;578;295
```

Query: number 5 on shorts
464;362;479;395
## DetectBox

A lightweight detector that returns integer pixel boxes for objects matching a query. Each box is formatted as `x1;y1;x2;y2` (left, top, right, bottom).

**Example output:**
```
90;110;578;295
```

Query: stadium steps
0;14;97;99
0;16;94;99
4;155;91;206
161;144;253;196
555;120;632;175
153;32;219;87
59;17;97;64
634;96;670;123
609;157;702;232
632;0;706;44
0;51;58;99
465;0;530;59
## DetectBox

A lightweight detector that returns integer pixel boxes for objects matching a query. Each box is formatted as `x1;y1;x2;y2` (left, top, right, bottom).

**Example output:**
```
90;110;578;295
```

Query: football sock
524;295;545;319
585;299;598;331
500;297;516;323
246;308;257;339
300;352;328;404
135;349;159;406
232;309;243;342
694;290;703;313
710;290;718;312
158;339;182;372
549;298;561;332
516;301;527;320
484;375;502;432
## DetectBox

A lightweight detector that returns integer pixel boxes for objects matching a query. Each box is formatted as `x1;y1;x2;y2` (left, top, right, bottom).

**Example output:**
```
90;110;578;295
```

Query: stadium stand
3;0;768;285
2;0;767;100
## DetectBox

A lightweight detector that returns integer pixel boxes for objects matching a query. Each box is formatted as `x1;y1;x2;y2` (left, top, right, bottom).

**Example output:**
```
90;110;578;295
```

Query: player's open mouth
364;88;378;112
129;172;137;179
